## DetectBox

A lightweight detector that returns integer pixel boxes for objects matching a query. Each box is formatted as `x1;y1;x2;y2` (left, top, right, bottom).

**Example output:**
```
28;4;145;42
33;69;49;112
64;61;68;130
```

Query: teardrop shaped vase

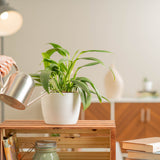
105;65;124;99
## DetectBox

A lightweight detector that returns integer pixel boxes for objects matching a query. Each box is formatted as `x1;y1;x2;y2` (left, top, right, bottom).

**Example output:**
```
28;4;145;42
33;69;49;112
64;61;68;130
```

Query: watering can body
0;65;45;110
0;71;35;110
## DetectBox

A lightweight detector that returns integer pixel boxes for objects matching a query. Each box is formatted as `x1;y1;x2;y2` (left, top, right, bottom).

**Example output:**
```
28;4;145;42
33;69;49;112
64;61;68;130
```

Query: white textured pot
41;92;81;124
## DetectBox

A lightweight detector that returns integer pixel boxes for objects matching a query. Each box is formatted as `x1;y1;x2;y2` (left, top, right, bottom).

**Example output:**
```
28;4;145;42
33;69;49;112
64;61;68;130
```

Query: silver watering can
0;64;46;110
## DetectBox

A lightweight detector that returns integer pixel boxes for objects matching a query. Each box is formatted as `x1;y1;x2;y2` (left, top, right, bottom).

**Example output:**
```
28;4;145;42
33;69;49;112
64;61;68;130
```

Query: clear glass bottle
32;140;59;160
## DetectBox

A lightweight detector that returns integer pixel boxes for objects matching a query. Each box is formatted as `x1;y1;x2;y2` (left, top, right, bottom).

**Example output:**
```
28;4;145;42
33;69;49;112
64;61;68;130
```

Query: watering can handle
0;63;19;87
13;63;19;71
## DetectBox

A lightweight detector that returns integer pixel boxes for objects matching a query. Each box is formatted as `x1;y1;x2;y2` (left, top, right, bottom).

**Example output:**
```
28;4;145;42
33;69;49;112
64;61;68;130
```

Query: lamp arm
0;37;4;122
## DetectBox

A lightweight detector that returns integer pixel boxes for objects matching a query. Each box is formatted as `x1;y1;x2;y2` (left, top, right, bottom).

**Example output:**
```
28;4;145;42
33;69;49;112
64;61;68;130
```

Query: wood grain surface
83;103;110;120
0;120;116;160
0;120;115;129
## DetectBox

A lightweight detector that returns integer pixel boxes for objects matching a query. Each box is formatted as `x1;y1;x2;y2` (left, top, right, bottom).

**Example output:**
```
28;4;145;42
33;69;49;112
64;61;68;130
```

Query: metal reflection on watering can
0;64;46;110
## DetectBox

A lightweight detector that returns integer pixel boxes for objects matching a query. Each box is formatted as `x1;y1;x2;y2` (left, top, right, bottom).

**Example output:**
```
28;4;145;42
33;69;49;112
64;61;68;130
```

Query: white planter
41;92;81;124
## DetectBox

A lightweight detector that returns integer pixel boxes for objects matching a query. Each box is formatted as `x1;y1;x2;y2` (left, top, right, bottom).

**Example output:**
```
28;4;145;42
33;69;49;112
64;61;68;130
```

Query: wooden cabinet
145;103;160;137
115;103;145;141
80;101;160;145
80;102;110;120
115;103;160;142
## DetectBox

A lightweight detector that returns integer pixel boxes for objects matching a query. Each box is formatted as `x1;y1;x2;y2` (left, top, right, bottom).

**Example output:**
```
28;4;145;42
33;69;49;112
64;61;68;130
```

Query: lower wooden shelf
0;120;116;160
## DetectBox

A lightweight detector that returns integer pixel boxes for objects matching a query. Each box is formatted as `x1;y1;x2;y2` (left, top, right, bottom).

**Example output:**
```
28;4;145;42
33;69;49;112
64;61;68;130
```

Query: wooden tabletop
0;120;116;129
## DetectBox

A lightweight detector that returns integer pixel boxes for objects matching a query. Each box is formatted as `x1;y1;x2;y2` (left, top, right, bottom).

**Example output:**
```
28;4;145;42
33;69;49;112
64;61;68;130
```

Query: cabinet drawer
115;103;146;141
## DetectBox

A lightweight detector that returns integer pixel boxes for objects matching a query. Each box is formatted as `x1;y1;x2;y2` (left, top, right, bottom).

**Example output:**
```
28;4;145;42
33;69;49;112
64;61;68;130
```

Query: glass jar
32;140;59;160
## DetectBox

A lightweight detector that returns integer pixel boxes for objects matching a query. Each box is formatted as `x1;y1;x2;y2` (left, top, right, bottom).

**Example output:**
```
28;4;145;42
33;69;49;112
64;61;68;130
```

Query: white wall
2;0;160;120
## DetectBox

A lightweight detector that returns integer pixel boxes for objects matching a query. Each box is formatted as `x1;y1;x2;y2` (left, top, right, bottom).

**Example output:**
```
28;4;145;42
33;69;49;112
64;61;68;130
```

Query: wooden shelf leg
0;129;3;160
110;128;116;160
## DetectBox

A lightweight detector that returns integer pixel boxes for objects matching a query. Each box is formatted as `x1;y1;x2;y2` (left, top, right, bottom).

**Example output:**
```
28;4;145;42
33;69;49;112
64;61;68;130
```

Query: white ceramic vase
105;65;124;99
41;92;81;124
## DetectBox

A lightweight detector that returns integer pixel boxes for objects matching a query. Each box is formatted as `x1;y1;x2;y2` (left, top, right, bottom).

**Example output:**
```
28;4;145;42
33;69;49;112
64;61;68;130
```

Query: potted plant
31;43;111;124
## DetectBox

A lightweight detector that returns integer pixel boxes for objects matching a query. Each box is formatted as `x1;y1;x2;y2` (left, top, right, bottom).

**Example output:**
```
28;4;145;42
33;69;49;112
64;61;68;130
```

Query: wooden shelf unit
0;120;116;160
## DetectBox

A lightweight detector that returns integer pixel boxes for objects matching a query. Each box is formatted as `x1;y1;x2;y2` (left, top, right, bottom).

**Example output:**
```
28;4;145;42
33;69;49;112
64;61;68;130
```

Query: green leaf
71;79;90;94
30;74;41;85
79;62;100;68
49;43;62;48
43;58;58;65
80;50;112;55
30;73;40;78
72;50;79;60
102;96;110;102
42;49;56;58
65;60;77;81
79;57;104;65
55;48;67;57
84;92;92;110
73;62;100;79
43;58;59;71
35;83;42;86
59;63;67;72
49;43;70;57
49;77;62;94
109;66;116;80
78;88;86;108
47;64;59;72
77;87;91;110
76;77;102;102
56;48;70;57
42;49;57;69
71;79;92;109
40;70;51;93
90;90;110;103
33;78;41;83
59;58;70;64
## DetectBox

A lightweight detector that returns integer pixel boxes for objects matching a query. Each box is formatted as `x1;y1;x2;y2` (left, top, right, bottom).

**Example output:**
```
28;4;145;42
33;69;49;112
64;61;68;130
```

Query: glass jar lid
36;140;57;149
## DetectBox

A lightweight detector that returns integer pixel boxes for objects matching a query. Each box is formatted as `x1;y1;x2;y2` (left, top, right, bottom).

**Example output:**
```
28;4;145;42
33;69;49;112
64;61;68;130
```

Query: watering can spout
26;91;47;107
0;65;46;110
